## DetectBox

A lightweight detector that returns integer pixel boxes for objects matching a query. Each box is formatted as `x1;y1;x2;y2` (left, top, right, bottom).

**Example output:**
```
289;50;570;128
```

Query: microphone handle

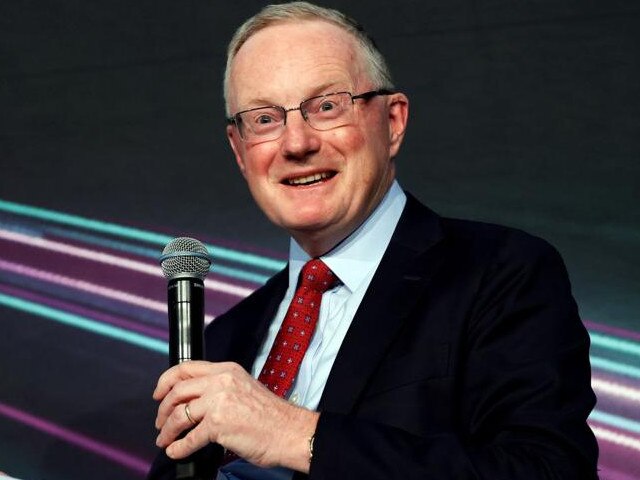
168;278;205;366
167;277;206;479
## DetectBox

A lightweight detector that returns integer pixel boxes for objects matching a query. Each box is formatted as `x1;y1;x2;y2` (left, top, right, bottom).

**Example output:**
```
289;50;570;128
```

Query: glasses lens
303;93;353;130
237;107;285;140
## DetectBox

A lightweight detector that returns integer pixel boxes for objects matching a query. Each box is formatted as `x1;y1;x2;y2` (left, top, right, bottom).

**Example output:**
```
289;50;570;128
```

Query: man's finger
155;376;207;429
156;401;197;448
153;360;217;400
165;423;210;460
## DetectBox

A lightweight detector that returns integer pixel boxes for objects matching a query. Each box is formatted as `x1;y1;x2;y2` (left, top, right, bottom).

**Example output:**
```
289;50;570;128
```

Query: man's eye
319;101;337;112
256;114;275;124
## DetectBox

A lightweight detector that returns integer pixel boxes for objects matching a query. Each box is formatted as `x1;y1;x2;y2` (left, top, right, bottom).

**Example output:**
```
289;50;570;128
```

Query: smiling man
147;3;598;480
225;19;406;259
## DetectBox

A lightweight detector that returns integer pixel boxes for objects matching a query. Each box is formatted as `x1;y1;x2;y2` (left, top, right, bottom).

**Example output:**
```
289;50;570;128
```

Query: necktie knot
299;259;337;293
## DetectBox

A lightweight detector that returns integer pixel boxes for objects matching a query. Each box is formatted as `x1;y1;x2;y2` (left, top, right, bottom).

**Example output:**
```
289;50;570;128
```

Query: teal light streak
214;264;270;284
47;226;271;284
589;410;640;435
591;355;640;379
0;293;167;355
0;220;43;238
590;332;640;358
0;199;285;272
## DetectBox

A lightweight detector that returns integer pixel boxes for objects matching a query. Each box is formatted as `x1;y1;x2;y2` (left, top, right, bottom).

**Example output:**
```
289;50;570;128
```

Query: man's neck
291;229;349;258
291;182;397;257
290;180;404;259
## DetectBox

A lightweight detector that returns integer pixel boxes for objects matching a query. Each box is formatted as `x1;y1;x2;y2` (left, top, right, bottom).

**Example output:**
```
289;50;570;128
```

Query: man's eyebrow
238;97;280;110
237;83;350;111
308;82;349;97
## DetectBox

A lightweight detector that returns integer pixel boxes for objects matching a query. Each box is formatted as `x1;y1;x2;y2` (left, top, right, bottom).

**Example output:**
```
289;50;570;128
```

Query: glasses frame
227;89;395;141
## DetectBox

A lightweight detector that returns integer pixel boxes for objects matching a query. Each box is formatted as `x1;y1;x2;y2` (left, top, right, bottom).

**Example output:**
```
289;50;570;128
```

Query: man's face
226;20;408;255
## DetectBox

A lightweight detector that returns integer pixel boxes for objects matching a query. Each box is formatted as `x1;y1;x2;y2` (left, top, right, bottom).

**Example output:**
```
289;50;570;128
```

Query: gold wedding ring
184;403;197;426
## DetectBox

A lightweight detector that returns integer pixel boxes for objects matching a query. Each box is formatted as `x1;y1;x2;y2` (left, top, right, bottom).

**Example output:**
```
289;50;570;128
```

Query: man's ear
387;93;409;159
227;124;247;177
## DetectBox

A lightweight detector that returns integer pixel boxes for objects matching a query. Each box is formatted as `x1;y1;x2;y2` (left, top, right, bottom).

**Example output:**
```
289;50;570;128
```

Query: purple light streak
585;320;640;343
598;465;640;480
0;401;151;475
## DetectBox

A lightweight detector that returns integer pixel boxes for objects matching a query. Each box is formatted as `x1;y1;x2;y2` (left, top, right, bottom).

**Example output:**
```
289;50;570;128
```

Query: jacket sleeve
308;232;598;480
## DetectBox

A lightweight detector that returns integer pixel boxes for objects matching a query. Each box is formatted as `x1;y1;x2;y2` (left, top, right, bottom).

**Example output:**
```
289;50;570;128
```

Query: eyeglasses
227;89;394;142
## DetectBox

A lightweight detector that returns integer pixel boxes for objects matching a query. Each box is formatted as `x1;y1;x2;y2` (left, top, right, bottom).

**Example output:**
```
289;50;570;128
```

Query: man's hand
153;361;319;472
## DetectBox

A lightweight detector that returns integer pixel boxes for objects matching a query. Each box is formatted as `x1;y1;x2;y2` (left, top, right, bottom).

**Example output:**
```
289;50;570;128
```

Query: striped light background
0;199;638;479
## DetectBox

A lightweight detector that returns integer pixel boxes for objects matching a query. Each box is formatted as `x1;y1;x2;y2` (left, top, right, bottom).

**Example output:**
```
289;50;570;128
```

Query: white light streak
0;259;216;324
0;229;253;298
592;377;640;404
590;424;640;452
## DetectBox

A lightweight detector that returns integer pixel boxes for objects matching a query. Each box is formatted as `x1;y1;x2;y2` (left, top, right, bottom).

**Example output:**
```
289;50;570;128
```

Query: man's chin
281;218;334;236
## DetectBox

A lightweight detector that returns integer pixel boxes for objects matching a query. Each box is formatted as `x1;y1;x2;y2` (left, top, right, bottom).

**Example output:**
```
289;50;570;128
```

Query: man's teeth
288;172;332;186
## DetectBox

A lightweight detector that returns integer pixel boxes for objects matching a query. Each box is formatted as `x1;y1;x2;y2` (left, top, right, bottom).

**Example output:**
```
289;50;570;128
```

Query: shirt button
290;392;300;405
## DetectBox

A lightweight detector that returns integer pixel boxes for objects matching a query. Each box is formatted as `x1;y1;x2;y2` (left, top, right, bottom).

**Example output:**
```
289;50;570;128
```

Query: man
148;2;598;479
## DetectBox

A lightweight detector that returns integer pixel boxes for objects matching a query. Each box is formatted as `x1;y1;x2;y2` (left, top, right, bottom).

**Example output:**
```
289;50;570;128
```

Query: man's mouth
284;171;336;186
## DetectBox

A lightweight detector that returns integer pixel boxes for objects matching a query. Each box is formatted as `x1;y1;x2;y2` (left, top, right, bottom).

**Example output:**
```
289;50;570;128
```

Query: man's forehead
228;20;365;106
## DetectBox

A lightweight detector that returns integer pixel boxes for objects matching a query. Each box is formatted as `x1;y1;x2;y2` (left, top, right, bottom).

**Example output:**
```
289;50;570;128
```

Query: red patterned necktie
258;258;337;398
222;259;337;465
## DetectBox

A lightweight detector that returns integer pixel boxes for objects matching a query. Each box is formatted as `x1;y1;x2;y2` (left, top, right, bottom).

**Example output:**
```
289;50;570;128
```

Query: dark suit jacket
147;193;598;479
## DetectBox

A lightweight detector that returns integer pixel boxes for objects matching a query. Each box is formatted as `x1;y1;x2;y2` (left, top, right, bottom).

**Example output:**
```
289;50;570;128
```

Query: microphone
160;237;212;366
159;237;212;480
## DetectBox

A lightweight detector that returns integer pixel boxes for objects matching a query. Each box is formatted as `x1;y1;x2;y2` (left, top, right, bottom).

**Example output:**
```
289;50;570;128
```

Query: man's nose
279;110;321;159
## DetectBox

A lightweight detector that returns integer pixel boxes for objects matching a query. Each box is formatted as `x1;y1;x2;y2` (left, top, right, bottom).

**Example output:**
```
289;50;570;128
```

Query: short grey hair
223;1;394;115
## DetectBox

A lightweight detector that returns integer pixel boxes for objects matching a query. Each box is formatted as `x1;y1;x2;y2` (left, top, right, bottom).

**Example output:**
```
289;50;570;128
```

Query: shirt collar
288;180;407;293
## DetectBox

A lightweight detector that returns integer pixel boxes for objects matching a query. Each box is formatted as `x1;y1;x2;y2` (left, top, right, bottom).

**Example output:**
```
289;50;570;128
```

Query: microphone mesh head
160;237;212;280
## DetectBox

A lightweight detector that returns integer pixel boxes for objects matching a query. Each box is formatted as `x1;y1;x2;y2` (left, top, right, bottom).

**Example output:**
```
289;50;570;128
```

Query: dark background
1;1;638;479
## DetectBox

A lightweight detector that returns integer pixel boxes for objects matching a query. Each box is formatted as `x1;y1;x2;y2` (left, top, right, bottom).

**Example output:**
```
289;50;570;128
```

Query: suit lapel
318;195;445;414
223;268;289;371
